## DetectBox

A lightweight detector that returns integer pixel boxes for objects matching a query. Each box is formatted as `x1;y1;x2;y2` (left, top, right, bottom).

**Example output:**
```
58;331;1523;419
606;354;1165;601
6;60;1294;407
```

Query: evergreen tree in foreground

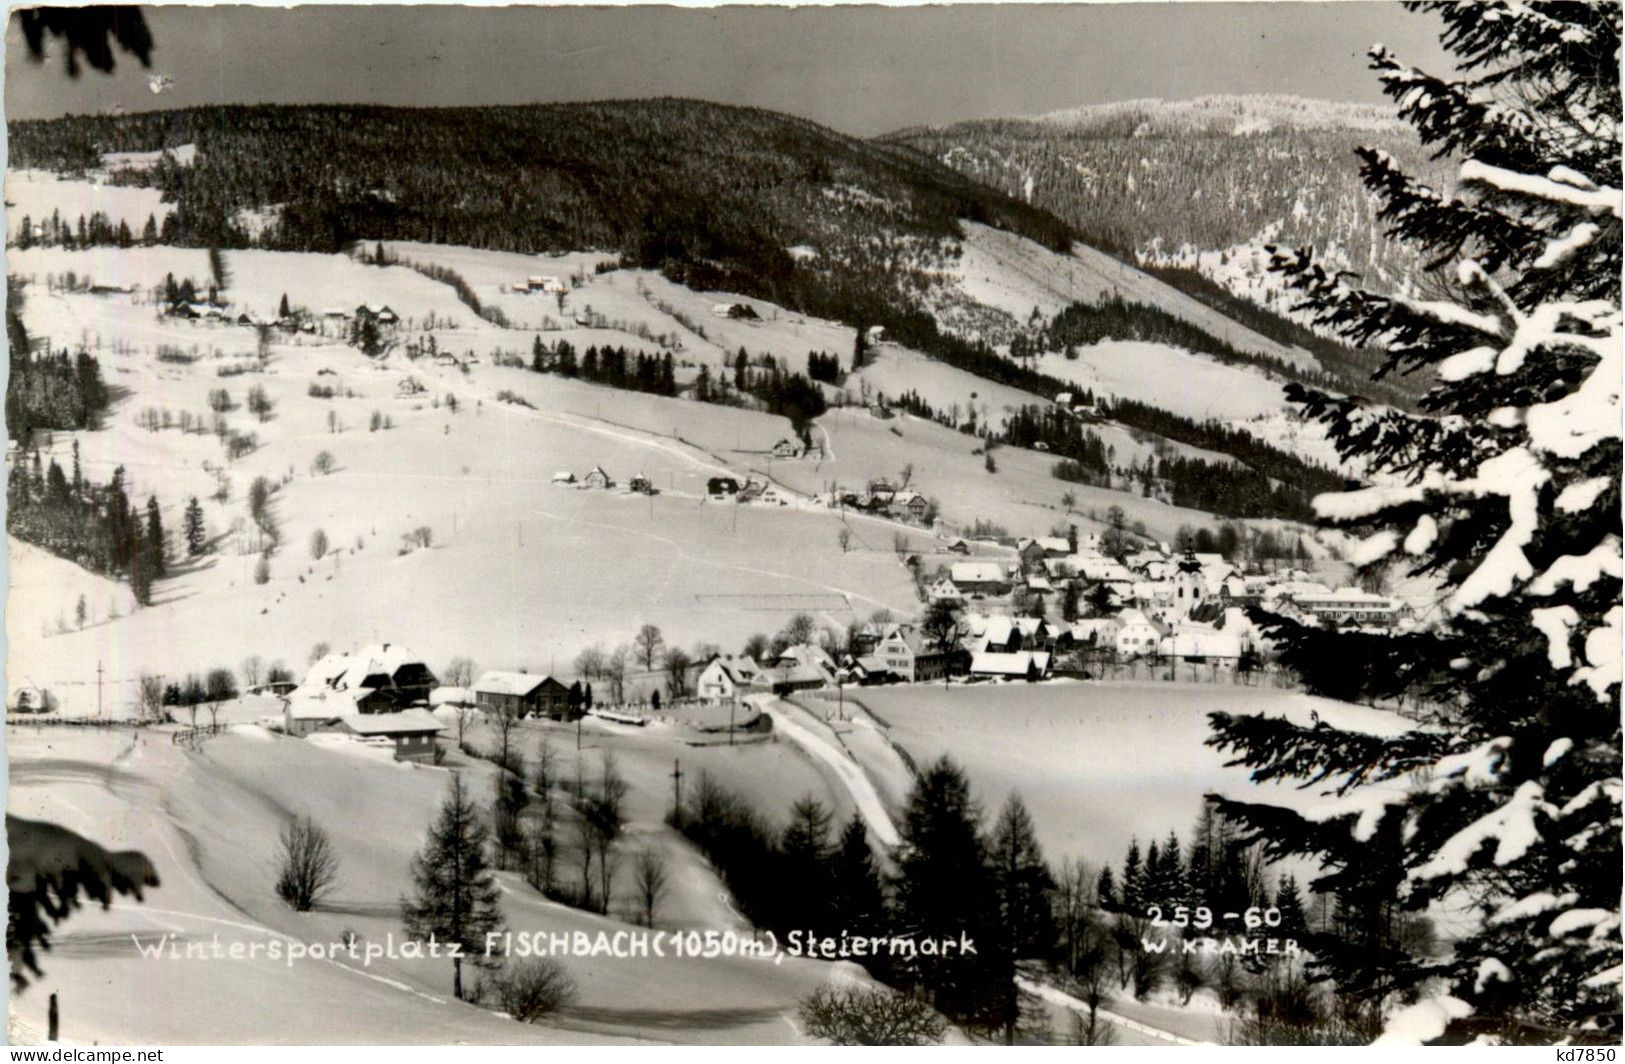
829;813;888;943
1209;1;1620;1043
890;756;1014;1035
988;793;1056;963
402;774;503;1000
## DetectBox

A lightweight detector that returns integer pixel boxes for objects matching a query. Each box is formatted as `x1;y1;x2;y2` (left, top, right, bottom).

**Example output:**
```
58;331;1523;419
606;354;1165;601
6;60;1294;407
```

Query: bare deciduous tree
633;624;665;671
485;958;576;1023
797;986;946;1046
573;645;606;681
240;655;263;690
632;847;668;927
604;647;630;704
443;656;477;688
493;706;520;771
275;815;340;911
663;647;692;698
138;674;164;721
454;704;479;745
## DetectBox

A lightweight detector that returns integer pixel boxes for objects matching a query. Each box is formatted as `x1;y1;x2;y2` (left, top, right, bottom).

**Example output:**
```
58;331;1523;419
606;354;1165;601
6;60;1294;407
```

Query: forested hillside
8;99;1070;288
885;94;1455;291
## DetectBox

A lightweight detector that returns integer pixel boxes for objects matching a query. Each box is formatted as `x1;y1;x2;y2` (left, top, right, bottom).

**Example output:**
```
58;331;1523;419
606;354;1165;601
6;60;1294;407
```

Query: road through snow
757;698;899;848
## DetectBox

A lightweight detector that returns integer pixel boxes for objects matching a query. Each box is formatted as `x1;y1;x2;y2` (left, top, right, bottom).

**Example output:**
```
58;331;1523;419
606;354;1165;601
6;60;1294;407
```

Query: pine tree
401;774;503;1000
829;813;887;940
1209;2;1621;1042
989;794;1056;963
1120;839;1145;915
1147;830;1185;909
1274;872;1310;943
184;496;205;556
141;214;157;246
1142;839;1161;907
891;756;1013;1033
144;495;165;576
1096;866;1117;912
127;524;153;606
779;796;835;935
278;292;291;319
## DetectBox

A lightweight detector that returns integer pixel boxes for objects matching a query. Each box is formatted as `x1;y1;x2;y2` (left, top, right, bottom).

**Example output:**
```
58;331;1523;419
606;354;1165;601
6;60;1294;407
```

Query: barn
473;671;573;721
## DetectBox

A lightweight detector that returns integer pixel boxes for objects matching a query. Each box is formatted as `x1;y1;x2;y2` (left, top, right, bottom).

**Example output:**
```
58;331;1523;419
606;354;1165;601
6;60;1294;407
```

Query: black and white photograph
2;0;1620;1048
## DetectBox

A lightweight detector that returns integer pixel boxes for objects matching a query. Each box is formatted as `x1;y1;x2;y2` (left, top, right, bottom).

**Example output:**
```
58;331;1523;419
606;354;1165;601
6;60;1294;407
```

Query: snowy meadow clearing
845;681;1412;871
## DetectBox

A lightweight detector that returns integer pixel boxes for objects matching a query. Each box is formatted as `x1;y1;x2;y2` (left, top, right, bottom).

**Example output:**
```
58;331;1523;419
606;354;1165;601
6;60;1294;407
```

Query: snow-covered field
7;231;1296;714
1030;340;1290;423
5;722;860;1044
944;222;1315;371
5;170;174;245
845;680;1411;870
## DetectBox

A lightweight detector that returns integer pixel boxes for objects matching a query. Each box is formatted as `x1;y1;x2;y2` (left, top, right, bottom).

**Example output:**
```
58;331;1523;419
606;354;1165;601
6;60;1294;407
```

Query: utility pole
97;660;103;719
728;700;736;745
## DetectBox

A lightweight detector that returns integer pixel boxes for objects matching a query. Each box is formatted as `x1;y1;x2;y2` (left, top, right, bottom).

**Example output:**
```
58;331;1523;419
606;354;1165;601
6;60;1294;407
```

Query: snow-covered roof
1014;616;1048;637
328;709;444;736
285;693;345;720
705;656;764;685
473;671;559;697
981;616;1017;646
1117;609;1167;634
775;643;836;671
769;661;833;686
951;561;1008;585
298;644;431;695
1074;557;1133;582
429;686;475;707
969;650;1051;676
342;643;427;685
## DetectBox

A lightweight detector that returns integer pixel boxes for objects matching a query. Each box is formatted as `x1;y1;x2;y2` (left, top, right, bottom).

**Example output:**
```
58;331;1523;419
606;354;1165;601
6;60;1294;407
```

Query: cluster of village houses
279;644;580;763
165;297;403;333
918;531;1408;678
828;476;935;524
267;534;1405;762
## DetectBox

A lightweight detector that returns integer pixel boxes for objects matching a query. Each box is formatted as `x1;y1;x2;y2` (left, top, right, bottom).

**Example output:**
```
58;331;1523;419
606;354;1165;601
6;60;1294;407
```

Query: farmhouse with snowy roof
292;643;438;712
473;670;573;721
949;560;1012;597
873;625;965;684
317;708;444;764
969;650;1051;681
696;655;768;703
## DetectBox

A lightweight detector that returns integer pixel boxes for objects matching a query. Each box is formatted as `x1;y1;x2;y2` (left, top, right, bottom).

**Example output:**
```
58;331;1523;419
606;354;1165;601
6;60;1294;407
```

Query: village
171;514;1410;767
